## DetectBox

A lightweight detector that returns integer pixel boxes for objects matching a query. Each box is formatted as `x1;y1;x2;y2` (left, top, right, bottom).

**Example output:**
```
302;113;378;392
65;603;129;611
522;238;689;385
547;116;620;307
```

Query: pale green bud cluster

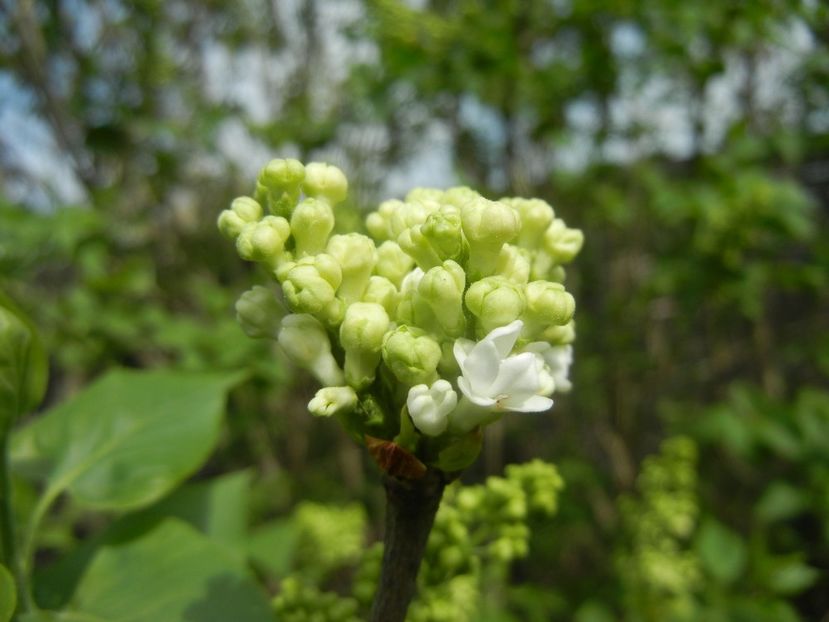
219;158;583;466
617;436;701;617
272;578;361;622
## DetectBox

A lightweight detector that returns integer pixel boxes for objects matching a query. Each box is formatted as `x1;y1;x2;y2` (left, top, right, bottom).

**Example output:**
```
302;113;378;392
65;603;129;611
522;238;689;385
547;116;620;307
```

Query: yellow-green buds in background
362;276;399;317
308;386;358;417
495;245;531;284
256;158;305;219
217;196;264;239
236;215;291;266
278;314;344;387
461;197;520;280
339;302;390;389
465;276;525;337
235;285;285;339
382;326;442;387
278;254;344;326
302;162;348;205
327;234;377;304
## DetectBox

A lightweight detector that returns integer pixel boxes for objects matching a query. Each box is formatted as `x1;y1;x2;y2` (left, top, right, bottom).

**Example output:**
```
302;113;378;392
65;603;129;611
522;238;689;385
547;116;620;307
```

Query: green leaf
696;518;747;584
34;472;252;610
765;558;819;595
67;519;272;622
0;563;15;622
0;295;48;433
11;369;242;510
754;481;808;524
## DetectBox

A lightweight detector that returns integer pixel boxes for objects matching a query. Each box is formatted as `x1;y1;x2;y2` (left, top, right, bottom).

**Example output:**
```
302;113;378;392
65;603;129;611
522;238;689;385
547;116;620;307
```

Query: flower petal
457;376;496;407
489;352;542;398
462;340;501;394
500;394;553;413
485;320;523;358
453;338;475;369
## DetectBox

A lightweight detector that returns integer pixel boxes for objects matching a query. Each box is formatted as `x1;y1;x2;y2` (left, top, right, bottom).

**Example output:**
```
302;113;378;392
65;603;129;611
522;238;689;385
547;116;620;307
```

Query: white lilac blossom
454;320;554;413
407;379;458;436
220;158;583;474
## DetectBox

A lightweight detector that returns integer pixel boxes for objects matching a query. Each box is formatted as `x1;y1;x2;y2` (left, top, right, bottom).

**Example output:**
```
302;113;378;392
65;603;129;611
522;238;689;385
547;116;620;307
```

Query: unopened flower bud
389;201;437;240
308;386;358;417
495;245;530;284
339;302;390;389
235;285;285;339
366;199;404;241
278;314;344;386
501;197;554;249
405;187;445;203
540;319;576;345
461;197;520;279
303;162;348;205
442;186;479;208
235;215;291;266
522;280;575;337
290;197;335;258
465;276;526;337
327;234;377;304
417;260;466;338
374;241;414;288
279;254;344;325
362;276;399;317
382;326;442;386
407;379;457;436
217;196;264;239
257;158;305;218
543;219;584;263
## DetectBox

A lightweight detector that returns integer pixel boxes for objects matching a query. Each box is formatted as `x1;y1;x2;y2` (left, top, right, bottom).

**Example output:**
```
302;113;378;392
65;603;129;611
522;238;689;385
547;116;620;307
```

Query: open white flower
407;379;457;436
524;342;573;393
454;320;553;413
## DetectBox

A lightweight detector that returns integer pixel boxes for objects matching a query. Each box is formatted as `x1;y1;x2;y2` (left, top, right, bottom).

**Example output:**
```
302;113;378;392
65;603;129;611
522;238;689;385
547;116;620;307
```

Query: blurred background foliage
1;0;828;619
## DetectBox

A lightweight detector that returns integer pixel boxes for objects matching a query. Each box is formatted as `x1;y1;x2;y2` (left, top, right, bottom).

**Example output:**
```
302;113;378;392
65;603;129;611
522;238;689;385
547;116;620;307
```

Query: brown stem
370;470;446;622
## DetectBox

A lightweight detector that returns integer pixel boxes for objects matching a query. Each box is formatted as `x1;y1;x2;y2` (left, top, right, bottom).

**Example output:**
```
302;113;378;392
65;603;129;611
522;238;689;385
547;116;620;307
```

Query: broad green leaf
0;295;48;432
0;563;15;622
755;481;808;524
68;518;272;622
35;472;252;610
11;369;242;510
765;558;820;595
696;518;747;584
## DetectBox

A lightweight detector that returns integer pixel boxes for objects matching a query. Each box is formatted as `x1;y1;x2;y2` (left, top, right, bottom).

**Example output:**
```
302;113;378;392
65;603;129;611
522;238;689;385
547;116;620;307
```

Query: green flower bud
390;201;438;241
522;280;575;337
366;199;403;241
501;197;554;248
397;225;442;271
461;197;520;280
528;249;555;281
279;254;344;325
217;196;264;239
399;206;467;271
278;314;344;386
339;302;390;389
327;233;377;304
416;260;466;338
235;285;285;339
405;187;445;203
303;162;348;205
374;241;414;288
540;319;576;345
381;326;442;386
543;218;584;263
465;276;526;337
442;186;479;208
235;215;291;266
495;245;530;283
257;158;305;218
308;386;358;417
362;276;399;317
290;197;335;258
